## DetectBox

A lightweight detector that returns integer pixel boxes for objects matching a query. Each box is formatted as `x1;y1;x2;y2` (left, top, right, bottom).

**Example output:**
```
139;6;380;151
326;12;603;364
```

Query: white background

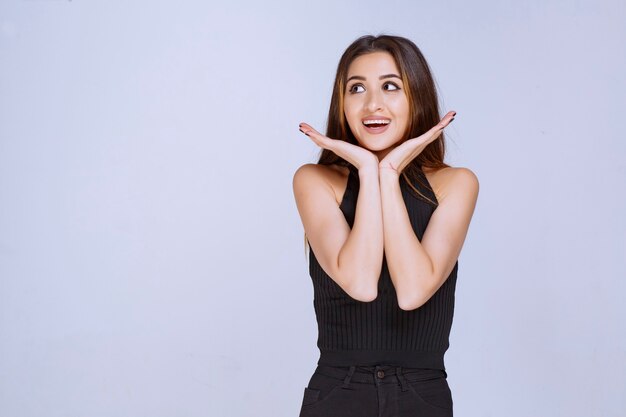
1;0;625;416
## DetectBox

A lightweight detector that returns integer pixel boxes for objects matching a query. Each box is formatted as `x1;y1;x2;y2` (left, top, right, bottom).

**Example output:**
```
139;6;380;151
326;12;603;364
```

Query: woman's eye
384;82;400;91
349;84;365;93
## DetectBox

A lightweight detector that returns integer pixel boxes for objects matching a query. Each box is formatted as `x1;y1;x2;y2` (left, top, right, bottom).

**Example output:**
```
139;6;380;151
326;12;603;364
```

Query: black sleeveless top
308;165;458;370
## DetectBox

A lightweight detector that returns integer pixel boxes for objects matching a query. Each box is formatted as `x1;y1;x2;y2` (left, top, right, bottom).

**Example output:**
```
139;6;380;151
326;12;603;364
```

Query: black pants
298;364;453;417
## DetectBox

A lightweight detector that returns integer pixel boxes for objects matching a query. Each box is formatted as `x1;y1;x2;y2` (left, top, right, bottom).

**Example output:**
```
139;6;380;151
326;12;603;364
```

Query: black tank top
308;165;458;370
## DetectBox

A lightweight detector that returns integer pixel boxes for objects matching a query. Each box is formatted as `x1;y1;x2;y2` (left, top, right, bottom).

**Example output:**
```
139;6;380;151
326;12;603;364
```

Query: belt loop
343;365;356;388
396;366;409;391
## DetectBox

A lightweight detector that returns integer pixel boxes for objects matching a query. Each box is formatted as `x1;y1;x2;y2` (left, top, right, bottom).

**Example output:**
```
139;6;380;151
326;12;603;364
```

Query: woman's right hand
299;122;379;171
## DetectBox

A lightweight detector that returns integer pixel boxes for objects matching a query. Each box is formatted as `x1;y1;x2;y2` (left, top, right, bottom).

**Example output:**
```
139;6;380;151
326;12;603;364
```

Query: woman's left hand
378;111;456;176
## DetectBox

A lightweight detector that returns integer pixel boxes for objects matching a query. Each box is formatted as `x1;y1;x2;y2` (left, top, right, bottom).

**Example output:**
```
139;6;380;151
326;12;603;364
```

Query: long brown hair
304;34;451;252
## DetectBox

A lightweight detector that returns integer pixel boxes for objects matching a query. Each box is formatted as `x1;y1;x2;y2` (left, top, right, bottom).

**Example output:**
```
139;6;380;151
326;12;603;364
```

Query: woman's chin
354;131;402;149
355;139;398;153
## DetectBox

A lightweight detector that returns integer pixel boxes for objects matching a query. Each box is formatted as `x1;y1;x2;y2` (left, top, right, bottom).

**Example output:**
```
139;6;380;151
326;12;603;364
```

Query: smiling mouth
362;120;391;128
362;120;391;134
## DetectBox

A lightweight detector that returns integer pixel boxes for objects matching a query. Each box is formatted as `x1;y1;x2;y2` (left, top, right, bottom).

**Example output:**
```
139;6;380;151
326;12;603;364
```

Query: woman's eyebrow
346;74;401;82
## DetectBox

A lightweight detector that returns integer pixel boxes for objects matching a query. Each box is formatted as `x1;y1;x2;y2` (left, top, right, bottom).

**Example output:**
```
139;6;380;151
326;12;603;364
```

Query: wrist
358;164;379;181
379;166;399;178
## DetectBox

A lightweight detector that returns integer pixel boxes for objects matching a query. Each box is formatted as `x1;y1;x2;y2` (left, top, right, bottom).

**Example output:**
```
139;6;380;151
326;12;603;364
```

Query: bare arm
293;163;383;301
379;167;479;310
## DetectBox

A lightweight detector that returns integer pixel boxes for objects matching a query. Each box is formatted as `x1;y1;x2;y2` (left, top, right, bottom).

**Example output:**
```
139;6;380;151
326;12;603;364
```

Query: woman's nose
365;90;384;112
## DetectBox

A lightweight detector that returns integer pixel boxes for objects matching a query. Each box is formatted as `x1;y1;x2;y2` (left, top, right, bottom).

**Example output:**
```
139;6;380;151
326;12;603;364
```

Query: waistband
314;364;447;385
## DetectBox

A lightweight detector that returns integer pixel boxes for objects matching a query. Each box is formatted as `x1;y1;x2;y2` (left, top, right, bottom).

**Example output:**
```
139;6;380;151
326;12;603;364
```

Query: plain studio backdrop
1;1;624;416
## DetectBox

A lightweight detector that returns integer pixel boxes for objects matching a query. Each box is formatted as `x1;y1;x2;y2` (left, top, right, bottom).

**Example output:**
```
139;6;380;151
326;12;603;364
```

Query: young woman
292;34;479;417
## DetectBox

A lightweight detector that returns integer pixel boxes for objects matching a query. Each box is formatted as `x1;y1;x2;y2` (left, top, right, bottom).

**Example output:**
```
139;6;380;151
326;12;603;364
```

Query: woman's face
343;51;410;160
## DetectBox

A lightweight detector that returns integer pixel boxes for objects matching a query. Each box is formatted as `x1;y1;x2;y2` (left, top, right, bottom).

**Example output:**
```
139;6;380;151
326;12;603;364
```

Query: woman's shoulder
292;163;351;206
422;165;479;203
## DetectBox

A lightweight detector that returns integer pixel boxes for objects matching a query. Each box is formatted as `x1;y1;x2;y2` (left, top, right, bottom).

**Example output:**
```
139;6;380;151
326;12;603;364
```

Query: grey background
1;0;625;416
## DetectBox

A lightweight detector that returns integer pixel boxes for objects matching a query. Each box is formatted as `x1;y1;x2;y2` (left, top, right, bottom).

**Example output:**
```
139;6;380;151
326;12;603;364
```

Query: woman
292;34;479;417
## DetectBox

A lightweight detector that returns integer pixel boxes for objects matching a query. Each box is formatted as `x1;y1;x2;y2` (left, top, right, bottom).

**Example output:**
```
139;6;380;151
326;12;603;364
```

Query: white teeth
363;119;390;125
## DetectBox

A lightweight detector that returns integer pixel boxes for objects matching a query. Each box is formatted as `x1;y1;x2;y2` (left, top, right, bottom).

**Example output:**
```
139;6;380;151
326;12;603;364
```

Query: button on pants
298;364;453;417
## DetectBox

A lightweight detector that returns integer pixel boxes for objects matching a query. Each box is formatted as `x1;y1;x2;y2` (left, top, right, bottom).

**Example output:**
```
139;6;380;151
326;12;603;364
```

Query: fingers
299;122;331;149
426;111;456;139
421;111;457;138
299;122;318;137
407;111;456;148
298;122;310;136
437;111;456;129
